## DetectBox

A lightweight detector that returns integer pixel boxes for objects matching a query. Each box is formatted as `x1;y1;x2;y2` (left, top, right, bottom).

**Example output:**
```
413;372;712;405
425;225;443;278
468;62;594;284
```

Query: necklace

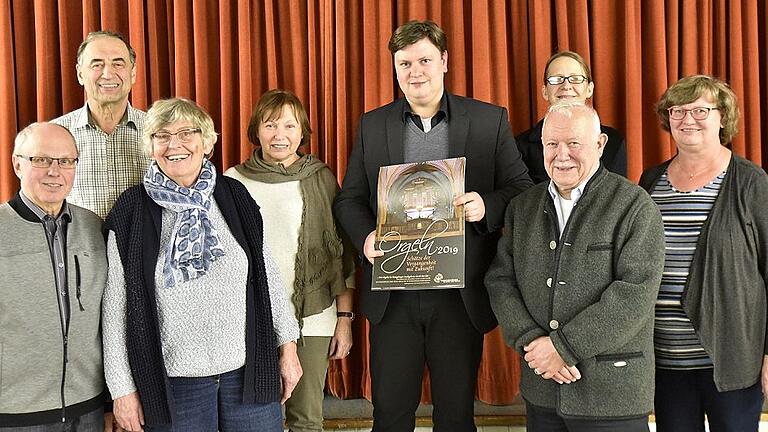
676;147;726;180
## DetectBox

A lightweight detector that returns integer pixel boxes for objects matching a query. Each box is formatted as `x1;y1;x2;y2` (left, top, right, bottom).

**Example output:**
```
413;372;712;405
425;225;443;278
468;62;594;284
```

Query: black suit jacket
333;93;533;333
516;119;627;184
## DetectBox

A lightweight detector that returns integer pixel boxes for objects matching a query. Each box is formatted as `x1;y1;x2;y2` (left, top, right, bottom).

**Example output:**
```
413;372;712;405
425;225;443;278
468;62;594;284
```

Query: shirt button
549;241;557;250
546;277;552;287
549;320;559;330
58;262;64;268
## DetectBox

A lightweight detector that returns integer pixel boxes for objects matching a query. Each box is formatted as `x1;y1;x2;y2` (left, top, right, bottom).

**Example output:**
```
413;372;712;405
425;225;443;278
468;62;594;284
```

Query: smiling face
258;104;303;167
151;120;213;187
668;94;723;151
542;107;606;198
394;38;448;111
76;36;136;107
542;56;594;106
13;124;78;215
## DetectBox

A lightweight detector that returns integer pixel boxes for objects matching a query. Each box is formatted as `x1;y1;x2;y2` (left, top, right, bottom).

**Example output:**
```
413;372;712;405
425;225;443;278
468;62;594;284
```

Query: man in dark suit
333;20;532;432
516;51;627;184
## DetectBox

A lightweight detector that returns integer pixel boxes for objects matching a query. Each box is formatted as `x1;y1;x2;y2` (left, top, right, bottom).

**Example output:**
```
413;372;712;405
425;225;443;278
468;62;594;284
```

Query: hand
363;230;383;264
328;316;353;359
453;192;485;222
543;364;582;385
524;336;581;384
113;392;144;432
761;355;768;395
279;341;303;404
103;412;120;432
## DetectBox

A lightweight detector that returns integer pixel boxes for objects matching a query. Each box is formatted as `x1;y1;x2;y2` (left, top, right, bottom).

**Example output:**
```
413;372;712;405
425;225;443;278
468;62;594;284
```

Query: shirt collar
74;102;139;130
402;91;449;123
547;164;600;204
19;191;71;222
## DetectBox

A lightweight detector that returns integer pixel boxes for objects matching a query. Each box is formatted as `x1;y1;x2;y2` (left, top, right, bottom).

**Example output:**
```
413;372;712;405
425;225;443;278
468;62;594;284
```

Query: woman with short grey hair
102;97;301;432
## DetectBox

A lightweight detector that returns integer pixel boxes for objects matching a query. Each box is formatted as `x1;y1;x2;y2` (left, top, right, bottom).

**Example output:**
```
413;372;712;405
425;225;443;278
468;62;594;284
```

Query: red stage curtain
1;0;766;405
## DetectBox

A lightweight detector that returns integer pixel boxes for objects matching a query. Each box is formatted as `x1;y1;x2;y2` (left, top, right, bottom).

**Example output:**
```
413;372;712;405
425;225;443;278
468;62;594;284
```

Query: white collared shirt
547;169;597;238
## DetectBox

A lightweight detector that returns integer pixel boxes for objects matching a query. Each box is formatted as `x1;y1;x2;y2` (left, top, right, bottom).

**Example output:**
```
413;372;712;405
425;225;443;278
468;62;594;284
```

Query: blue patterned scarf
143;159;225;287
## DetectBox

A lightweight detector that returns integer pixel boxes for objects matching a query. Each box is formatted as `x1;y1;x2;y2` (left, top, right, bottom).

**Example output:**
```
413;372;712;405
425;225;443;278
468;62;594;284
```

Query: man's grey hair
76;31;137;65
13;122;78;156
542;101;601;139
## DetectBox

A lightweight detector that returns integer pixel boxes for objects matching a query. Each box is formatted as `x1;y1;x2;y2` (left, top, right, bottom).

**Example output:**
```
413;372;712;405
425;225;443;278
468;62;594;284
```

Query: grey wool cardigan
486;166;665;419
640;154;768;392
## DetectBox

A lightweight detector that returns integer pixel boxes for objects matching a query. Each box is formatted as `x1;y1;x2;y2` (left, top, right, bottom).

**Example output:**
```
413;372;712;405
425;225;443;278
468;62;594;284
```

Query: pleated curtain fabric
1;0;766;405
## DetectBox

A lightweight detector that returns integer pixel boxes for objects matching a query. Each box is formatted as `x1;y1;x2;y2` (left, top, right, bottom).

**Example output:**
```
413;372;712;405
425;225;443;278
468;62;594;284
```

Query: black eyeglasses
667;107;719;121
545;75;588;86
151;128;202;145
15;155;78;169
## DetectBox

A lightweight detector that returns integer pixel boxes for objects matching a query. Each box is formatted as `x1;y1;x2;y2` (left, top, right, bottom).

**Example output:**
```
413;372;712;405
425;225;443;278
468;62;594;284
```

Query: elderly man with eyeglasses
0;122;111;431
516;51;627;184
487;102;664;432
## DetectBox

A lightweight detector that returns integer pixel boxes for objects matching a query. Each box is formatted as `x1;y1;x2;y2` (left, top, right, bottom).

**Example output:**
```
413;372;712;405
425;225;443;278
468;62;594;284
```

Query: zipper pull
74;255;84;311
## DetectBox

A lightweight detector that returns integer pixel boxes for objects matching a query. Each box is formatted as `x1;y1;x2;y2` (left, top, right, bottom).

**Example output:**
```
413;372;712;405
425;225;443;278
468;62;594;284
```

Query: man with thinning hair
0;123;110;430
53;31;149;219
486;102;664;431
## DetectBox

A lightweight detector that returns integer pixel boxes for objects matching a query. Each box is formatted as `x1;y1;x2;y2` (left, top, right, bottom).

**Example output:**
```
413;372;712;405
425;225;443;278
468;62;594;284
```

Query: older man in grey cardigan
485;102;664;432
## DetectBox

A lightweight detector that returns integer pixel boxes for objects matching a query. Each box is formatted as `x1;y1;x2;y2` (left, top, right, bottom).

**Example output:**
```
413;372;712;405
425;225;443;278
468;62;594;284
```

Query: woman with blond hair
640;75;768;431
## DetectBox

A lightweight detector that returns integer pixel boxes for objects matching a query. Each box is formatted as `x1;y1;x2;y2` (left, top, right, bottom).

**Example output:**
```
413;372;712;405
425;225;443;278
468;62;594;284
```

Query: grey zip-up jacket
640;154;768;392
0;195;107;427
486;167;664;418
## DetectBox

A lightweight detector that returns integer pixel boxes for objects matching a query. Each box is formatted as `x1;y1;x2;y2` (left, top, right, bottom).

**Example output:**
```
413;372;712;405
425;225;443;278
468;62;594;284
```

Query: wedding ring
534;368;541;375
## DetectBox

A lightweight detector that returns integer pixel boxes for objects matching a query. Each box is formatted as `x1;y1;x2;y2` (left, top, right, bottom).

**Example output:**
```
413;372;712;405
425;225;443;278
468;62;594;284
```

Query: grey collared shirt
20;192;72;332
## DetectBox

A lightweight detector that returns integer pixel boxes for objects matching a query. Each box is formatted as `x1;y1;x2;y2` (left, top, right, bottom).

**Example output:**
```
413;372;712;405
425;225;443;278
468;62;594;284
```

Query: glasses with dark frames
15;155;78;169
545;75;588;86
667;107;719;121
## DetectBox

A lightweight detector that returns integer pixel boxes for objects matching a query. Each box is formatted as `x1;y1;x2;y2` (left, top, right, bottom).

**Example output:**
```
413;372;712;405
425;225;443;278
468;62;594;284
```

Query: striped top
650;170;726;370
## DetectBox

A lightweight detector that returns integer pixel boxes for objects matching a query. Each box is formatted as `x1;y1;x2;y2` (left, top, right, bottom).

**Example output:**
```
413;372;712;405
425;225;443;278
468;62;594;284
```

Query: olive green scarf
235;150;353;320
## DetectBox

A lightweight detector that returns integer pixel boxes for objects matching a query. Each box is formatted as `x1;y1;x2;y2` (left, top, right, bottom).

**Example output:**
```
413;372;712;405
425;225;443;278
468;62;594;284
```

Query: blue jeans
0;408;103;432
655;368;762;432
145;367;282;432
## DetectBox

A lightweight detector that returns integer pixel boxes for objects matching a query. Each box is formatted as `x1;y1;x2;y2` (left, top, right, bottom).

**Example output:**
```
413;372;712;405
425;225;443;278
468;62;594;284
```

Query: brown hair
77;31;136;65
543;50;592;84
655;75;739;144
388;20;447;54
247;89;311;147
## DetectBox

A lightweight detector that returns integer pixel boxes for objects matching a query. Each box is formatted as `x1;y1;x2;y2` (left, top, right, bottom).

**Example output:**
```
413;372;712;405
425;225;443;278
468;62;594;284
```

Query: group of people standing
0;19;766;432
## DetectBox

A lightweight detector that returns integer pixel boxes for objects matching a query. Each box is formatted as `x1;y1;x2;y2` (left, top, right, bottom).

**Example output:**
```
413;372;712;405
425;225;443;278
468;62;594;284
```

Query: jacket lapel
447;93;469;158
386;99;405;165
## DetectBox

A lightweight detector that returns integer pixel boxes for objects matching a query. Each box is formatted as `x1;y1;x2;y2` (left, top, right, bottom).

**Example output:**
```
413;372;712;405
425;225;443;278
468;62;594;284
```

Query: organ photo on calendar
372;157;465;290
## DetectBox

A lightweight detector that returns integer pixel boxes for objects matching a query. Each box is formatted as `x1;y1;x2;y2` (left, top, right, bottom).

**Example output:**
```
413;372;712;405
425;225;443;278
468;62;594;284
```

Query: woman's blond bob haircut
655;75;740;144
143;97;218;155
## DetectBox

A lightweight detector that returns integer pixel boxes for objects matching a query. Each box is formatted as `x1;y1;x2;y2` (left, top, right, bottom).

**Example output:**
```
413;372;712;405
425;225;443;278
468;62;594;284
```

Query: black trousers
525;402;649;432
369;290;484;432
654;368;762;432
